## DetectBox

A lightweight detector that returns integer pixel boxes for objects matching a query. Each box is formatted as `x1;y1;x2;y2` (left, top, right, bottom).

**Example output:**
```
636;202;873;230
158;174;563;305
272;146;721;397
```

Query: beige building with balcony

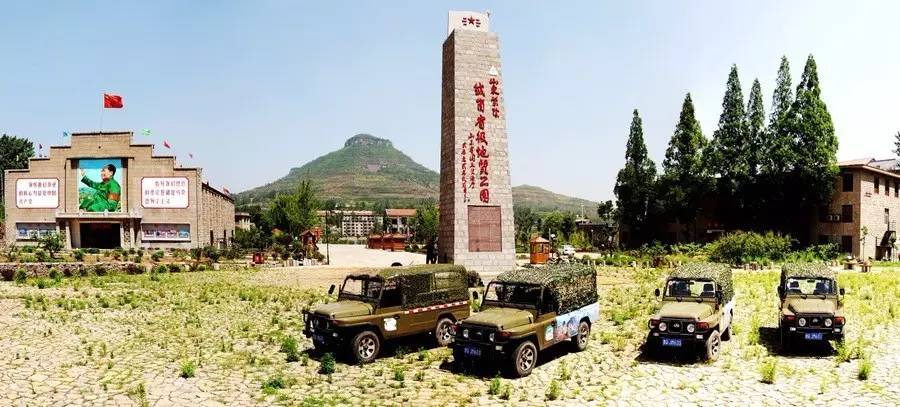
813;158;900;260
3;131;235;249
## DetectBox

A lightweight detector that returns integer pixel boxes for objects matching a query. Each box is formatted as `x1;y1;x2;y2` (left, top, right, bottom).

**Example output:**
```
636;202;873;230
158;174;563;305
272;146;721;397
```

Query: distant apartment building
235;212;253;230
317;210;379;237
813;158;900;260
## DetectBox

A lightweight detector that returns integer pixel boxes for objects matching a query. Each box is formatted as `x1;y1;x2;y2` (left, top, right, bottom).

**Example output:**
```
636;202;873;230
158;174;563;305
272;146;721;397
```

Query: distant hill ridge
236;134;598;215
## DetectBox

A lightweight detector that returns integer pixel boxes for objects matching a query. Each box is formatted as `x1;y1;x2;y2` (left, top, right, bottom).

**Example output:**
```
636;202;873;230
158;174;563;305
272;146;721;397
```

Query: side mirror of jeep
328;284;335;295
840;288;845;296
715;291;723;304
472;291;479;300
654;288;660;297
777;286;784;298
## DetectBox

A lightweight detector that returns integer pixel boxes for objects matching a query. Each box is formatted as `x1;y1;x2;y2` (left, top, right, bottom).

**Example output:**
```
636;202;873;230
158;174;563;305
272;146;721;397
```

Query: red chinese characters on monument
460;78;501;203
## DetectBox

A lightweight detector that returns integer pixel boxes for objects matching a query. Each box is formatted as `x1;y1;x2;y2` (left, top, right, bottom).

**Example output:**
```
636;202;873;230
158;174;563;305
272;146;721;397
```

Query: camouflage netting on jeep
669;263;734;303
378;264;469;309
496;264;598;314
781;262;836;280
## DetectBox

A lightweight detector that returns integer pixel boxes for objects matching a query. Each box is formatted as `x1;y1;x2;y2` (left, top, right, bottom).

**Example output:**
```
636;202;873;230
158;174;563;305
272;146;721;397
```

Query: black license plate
662;338;682;347
464;346;482;357
804;332;823;341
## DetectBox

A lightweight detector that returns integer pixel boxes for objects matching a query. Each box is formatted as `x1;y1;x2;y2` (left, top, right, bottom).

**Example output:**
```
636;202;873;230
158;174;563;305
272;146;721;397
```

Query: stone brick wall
438;28;516;274
200;183;235;248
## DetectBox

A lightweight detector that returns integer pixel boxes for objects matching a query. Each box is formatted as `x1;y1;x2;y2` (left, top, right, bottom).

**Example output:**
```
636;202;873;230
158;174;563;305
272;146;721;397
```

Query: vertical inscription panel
468;205;501;252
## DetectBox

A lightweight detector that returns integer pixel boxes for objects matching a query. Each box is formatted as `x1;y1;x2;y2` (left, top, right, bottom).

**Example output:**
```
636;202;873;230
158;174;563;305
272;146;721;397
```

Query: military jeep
452;265;599;377
777;263;845;348
647;263;735;361
302;265;475;363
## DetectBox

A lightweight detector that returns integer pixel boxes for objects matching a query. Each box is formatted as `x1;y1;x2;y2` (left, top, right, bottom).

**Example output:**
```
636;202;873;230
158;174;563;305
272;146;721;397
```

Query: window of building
842;204;853;223
842;173;853;192
886;208;890;225
895;181;898;198
875;176;880;193
841;235;852;254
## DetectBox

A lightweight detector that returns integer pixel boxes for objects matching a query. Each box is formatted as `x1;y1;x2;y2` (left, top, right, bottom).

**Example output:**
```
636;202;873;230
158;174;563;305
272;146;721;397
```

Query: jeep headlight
658;322;667;332
824;318;833;327
686;323;695;333
798;318;807;327
488;332;496;342
462;329;469;339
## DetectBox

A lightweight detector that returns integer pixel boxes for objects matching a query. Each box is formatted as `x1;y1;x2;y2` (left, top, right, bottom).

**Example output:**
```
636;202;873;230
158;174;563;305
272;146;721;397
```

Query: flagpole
99;93;104;133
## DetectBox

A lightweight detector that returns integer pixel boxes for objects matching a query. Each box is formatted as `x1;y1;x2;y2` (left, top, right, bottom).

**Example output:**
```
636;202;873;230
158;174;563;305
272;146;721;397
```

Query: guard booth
367;234;382;249
530;236;551;264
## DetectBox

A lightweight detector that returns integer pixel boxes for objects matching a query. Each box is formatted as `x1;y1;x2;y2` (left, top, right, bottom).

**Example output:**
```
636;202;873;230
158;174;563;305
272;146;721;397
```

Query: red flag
103;93;123;108
163;140;171;149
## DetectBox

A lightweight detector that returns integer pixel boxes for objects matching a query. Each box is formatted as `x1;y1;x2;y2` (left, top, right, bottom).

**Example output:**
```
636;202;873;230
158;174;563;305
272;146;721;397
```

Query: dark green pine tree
764;56;795;175
705;65;749;227
614;109;657;246
745;79;765;177
788;55;838;216
659;93;708;241
894;131;900;157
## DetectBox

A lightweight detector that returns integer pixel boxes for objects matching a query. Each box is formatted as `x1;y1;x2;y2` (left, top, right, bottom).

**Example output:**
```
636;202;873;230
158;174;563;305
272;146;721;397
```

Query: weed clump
319;352;335;375
280;336;300;363
14;268;27;284
759;357;777;384
546;379;560;400
180;360;196;378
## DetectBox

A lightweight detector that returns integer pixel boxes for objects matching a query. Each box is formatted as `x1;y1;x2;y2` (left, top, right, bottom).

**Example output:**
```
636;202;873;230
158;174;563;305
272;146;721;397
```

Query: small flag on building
188;153;193;159
141;128;152;136
103;93;124;108
223;187;231;195
163;140;171;149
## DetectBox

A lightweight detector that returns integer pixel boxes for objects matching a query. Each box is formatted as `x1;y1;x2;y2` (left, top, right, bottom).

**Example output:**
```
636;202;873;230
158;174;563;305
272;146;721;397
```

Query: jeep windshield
784;277;835;297
483;282;541;309
339;276;383;303
665;278;717;301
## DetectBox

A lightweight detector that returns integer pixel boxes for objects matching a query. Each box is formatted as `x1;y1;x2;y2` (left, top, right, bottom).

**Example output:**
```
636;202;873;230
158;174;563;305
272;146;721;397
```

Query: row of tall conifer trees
614;55;838;247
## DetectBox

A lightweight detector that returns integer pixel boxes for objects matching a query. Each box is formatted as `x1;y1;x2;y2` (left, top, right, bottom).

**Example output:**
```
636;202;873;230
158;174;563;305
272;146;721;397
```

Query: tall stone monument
439;11;516;273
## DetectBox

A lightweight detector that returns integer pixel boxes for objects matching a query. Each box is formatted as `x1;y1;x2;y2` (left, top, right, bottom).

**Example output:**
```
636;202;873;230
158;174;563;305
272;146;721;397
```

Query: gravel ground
0;266;897;406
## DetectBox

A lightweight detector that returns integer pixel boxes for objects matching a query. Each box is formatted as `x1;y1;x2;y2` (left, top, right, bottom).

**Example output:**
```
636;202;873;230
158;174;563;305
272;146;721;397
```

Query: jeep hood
785;298;836;315
658;301;715;320
463;307;533;330
312;300;373;319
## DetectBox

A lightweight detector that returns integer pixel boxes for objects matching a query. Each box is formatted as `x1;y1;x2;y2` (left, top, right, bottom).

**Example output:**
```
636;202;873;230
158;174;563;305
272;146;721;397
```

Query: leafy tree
38;232;64;259
705;65;749;227
596;200;615;221
785;55;838;232
514;206;538;248
265;180;320;239
658;93;709;241
412;204;439;245
0;134;35;218
614;110;657;246
893;131;900;158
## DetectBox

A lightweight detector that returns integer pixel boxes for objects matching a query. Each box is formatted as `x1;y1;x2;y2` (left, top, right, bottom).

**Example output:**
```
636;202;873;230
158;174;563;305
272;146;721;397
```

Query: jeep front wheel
510;340;538;377
351;330;380;364
704;330;721;361
434;317;455;347
572;321;590;352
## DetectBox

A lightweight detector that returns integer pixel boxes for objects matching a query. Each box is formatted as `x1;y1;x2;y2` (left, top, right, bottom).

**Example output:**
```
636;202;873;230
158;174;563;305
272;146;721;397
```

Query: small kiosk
529;236;551;264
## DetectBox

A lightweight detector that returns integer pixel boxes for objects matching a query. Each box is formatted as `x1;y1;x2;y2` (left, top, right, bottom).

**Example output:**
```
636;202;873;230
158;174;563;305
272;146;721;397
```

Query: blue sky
2;1;898;202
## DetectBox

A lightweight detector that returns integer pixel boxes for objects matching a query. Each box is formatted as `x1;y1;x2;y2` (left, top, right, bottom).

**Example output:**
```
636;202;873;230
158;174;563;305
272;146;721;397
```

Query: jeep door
377;280;406;339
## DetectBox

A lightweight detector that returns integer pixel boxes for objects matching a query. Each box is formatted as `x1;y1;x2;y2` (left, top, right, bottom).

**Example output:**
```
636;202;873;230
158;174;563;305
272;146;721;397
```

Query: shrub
488;376;502;396
152;264;168;274
319;352;335;374
35;249;50;263
151;251;165;262
280;336;300;363
179;360;196;378
36;278;51;289
48;268;62;282
707;231;792;265
261;375;286;394
14;268;27;284
93;264;108;276
167;264;182;273
392;366;405;382
73;249;85;262
857;357;872;380
759;357;777;384
202;246;222;262
546;379;560;400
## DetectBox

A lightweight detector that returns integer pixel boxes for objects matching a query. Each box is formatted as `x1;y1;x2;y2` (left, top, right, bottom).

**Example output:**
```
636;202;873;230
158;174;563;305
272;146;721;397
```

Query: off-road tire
704;330;721;361
572;321;590;352
509;340;538;378
350;330;380;364
434;317;455;347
